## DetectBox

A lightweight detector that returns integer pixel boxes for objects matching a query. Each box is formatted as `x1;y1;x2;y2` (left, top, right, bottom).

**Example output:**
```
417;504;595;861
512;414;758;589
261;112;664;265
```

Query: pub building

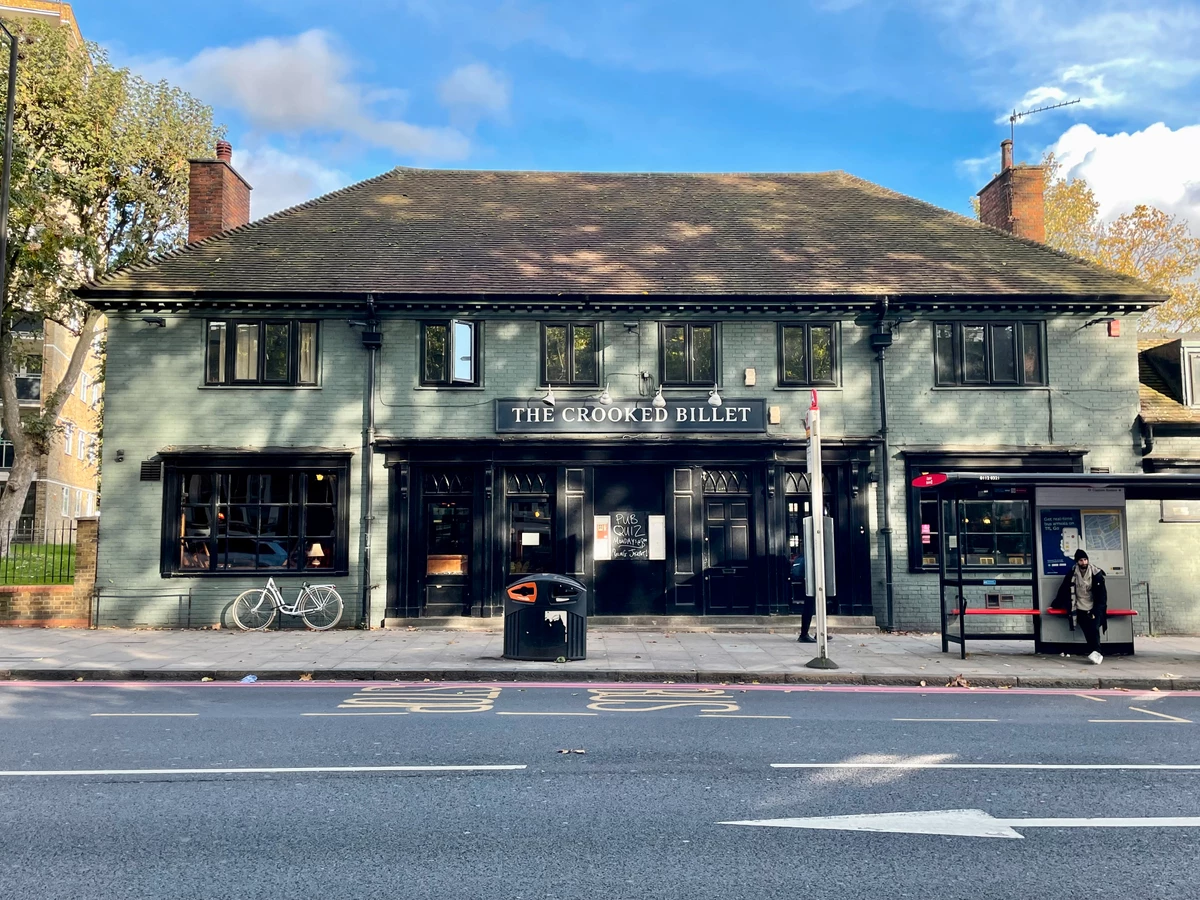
79;144;1173;631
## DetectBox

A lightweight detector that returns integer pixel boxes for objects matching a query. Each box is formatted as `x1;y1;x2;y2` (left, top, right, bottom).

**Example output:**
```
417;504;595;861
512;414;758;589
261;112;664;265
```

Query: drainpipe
868;298;896;632
359;296;381;627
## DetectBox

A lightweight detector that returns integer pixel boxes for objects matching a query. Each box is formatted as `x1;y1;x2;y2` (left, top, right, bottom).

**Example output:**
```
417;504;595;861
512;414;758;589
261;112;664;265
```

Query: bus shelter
916;472;1200;659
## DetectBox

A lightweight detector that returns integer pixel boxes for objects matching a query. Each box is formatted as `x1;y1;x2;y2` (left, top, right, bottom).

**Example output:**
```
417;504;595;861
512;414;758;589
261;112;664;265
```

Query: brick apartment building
0;2;100;539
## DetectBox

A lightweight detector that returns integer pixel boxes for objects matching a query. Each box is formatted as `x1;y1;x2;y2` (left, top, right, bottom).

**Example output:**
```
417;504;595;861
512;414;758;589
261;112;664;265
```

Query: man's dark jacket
1051;567;1108;631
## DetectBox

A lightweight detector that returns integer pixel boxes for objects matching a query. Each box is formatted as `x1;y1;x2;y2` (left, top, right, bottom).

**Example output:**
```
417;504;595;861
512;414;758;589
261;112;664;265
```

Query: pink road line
2;680;1198;697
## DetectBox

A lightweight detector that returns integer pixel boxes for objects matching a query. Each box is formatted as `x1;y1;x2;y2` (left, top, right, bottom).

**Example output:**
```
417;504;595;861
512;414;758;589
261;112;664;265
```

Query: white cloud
955;155;993;180
1049;122;1200;231
153;30;469;160
918;1;1200;117
231;145;350;219
438;63;511;120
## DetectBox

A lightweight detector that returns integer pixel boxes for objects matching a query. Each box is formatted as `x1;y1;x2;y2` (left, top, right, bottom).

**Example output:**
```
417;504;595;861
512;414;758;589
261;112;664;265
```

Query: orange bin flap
507;581;537;602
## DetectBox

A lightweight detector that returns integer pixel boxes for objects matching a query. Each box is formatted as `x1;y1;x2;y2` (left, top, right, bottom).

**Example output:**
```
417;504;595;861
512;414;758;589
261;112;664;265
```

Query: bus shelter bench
942;607;1137;658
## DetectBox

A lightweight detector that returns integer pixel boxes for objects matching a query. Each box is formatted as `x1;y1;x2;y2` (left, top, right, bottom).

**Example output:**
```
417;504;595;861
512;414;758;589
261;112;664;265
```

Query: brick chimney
977;139;1045;242
187;140;252;242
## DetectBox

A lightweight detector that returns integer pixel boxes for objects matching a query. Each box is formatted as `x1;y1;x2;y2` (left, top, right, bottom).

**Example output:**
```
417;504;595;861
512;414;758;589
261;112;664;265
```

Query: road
2;681;1200;900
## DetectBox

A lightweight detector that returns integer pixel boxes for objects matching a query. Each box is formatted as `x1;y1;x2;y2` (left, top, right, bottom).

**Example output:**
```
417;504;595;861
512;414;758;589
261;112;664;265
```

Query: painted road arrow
720;809;1200;839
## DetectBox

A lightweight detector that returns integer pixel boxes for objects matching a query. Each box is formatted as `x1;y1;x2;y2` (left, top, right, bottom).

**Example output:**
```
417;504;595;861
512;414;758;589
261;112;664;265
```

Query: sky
78;0;1200;228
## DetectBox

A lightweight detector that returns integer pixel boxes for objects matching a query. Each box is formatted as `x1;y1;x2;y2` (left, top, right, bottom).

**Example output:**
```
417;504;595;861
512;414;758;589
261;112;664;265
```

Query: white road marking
301;712;410;717
1089;706;1192;724
1076;694;1107;703
720;809;1200;840
699;714;792;719
772;762;1200;770
495;712;599;717
91;713;198;718
892;718;998;722
0;764;527;777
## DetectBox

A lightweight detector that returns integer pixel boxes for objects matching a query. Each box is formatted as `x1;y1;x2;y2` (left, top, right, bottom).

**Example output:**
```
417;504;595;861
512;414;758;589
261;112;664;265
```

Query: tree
0;19;221;552
1043;153;1200;332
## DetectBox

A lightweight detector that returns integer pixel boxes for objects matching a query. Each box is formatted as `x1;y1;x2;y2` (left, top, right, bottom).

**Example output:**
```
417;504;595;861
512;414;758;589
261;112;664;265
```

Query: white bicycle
231;577;344;631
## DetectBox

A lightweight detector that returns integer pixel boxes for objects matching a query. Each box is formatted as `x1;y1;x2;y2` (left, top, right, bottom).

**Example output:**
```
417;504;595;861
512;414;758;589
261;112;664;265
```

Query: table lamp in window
307;542;325;568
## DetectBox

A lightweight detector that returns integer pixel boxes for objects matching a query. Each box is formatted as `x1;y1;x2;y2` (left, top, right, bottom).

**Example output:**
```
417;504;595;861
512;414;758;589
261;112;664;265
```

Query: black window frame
778;322;839;387
540;322;601;387
933;321;1047;387
205;319;319;387
161;453;351;577
659;322;719;386
421;319;481;387
1186;350;1200;407
904;454;1081;573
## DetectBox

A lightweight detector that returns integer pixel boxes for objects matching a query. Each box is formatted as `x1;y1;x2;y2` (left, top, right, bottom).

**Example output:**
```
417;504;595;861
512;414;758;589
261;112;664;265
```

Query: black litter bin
502;574;587;661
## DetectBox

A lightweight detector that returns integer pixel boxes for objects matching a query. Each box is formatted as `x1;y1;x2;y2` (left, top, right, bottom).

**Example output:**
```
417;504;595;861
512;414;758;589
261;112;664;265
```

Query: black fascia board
74;289;1162;314
1138;421;1200;436
929;470;1200;501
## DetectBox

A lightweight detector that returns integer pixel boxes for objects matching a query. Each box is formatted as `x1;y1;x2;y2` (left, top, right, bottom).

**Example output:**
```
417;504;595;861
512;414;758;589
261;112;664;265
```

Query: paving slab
0;627;1199;688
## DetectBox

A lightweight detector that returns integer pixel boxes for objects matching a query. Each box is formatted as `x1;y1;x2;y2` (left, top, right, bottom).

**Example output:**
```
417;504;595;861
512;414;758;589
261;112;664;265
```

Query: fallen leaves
946;674;971;688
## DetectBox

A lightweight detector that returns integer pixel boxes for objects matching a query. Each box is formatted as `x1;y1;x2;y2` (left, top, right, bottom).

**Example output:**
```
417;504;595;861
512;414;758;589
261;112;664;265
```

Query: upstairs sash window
542;323;600;386
779;323;838;386
934;321;1046;387
206;320;318;386
660;323;717;386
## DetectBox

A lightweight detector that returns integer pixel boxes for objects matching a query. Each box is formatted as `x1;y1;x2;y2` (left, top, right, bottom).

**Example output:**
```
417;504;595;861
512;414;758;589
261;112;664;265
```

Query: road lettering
586;688;740;713
339;685;502;713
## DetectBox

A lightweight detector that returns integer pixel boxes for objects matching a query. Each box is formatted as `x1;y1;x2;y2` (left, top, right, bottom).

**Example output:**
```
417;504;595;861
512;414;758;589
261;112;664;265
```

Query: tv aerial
1008;97;1081;151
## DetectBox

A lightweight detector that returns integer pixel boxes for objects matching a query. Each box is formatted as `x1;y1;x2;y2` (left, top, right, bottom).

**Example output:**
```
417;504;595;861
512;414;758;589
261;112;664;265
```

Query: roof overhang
75;290;1163;316
923;471;1200;501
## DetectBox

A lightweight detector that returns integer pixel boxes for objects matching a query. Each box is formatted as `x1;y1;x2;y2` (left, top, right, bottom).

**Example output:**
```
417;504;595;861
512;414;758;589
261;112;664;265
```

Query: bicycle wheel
300;585;343;631
232;589;277;631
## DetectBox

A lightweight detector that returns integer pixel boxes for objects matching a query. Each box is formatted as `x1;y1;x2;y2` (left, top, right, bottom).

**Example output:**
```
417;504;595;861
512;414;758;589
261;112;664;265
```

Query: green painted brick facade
93;304;1190;632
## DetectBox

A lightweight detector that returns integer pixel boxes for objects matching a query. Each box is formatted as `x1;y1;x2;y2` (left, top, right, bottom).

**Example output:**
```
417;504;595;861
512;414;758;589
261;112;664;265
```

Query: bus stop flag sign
912;473;948;488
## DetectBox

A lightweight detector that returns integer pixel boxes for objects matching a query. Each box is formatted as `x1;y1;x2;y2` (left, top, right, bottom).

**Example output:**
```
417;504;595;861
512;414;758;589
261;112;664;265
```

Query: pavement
2;626;1200;688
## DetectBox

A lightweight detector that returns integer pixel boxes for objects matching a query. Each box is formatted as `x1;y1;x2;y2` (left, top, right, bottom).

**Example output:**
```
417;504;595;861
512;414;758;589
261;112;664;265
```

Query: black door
422;497;472;615
704;496;753;613
594;466;666;615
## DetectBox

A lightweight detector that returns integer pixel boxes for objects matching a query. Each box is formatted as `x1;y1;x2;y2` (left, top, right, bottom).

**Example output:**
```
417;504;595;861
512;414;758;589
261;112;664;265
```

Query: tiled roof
80;168;1163;300
1139;337;1200;426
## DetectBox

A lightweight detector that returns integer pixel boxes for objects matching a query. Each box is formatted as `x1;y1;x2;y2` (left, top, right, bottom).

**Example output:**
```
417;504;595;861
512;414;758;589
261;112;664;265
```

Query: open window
422;320;479;386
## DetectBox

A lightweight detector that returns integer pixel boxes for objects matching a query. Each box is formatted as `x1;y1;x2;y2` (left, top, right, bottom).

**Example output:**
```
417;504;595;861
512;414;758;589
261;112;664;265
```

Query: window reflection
427;501;471;576
173;468;338;573
509;498;553;574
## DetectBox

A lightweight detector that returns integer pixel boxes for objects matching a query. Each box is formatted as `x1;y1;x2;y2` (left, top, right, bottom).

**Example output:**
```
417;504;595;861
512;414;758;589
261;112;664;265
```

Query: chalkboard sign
611;511;650;560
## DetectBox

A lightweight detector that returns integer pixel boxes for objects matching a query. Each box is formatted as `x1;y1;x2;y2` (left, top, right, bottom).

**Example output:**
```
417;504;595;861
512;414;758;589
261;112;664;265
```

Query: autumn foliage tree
0;19;220;552
1042;153;1200;332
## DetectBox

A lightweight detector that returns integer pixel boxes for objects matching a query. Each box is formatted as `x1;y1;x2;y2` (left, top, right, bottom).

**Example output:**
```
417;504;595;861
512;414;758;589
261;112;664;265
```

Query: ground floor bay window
161;452;351;576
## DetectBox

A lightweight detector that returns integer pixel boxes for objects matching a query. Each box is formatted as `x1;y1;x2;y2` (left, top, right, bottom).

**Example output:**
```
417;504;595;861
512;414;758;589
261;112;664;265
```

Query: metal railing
0;522;76;584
